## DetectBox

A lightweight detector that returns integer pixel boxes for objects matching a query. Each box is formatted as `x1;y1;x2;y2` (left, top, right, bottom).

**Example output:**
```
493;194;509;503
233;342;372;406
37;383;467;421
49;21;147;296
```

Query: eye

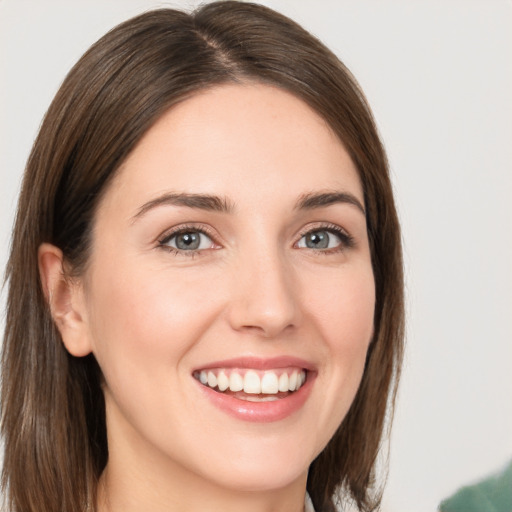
296;227;353;251
159;229;215;253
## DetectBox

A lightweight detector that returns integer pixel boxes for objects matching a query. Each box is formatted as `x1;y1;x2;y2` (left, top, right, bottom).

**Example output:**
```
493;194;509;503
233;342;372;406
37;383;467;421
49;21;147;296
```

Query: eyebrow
295;191;366;215
132;189;365;222
132;192;235;221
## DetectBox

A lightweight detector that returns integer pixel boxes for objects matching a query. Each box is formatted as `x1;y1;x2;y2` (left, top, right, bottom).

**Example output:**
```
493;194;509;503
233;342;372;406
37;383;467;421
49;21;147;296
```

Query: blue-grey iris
305;231;329;249
176;232;201;250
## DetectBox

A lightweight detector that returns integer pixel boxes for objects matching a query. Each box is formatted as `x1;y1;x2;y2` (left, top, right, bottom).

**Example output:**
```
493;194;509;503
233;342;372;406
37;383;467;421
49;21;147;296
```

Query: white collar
304;492;315;512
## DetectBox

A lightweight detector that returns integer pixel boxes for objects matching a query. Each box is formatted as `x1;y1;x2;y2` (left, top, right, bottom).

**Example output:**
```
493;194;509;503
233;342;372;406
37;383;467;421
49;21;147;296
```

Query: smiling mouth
193;368;307;402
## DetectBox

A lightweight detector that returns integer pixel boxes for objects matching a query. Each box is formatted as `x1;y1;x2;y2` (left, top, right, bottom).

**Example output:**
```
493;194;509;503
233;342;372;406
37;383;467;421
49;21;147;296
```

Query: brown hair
1;2;404;511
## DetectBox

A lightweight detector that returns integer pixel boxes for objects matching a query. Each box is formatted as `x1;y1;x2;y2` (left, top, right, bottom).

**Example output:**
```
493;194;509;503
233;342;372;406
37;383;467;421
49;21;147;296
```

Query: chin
208;464;308;494
191;438;313;493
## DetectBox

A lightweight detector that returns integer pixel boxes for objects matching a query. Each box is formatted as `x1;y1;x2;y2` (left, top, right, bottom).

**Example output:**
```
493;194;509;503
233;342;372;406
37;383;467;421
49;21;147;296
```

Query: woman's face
77;84;375;494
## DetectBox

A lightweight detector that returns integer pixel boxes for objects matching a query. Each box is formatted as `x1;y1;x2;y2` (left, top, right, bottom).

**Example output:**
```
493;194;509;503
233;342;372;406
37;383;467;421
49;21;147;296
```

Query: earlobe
38;243;92;357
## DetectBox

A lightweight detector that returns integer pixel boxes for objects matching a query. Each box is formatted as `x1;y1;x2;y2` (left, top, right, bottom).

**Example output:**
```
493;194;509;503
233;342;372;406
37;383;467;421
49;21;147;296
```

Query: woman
1;2;404;511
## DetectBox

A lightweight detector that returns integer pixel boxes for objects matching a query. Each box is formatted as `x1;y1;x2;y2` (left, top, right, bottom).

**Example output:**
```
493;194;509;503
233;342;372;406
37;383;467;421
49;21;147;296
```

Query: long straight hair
1;3;404;511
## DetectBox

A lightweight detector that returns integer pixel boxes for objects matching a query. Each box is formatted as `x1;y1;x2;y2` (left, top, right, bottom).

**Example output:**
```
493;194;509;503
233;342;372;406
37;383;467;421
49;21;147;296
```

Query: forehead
102;83;363;215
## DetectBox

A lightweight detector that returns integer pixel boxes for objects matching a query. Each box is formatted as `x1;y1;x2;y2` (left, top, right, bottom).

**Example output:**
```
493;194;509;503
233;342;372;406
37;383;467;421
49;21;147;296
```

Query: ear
38;243;92;357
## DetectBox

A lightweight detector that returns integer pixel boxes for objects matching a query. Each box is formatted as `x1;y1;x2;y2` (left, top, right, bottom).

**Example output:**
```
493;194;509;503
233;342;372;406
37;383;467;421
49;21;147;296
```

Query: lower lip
196;374;315;423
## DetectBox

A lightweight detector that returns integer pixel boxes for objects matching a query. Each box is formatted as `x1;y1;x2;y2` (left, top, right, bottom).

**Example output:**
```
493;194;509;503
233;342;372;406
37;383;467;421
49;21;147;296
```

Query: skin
39;83;375;512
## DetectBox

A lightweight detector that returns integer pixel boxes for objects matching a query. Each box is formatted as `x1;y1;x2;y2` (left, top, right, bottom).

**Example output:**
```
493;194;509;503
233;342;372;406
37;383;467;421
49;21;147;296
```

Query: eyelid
295;222;355;251
157;223;220;252
156;221;354;256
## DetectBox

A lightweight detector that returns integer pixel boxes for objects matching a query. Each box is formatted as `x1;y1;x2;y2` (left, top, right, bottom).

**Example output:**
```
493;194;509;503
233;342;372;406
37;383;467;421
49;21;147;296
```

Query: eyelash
157;222;354;257
157;224;217;257
296;223;355;254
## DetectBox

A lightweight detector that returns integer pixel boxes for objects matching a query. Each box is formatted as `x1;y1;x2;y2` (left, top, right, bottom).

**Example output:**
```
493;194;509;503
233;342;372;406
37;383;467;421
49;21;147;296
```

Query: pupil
306;231;328;249
176;232;200;250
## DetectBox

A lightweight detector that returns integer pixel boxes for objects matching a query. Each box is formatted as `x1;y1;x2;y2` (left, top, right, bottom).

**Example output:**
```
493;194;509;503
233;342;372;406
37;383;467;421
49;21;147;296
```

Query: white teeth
241;395;279;402
261;372;279;394
217;371;229;391
229;372;244;392
289;371;298;391
207;371;217;388
244;370;261;394
278;372;289;392
196;368;307;395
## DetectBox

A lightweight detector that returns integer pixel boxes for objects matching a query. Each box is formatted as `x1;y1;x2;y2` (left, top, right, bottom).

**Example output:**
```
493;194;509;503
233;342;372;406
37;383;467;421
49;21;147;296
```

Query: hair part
1;3;404;511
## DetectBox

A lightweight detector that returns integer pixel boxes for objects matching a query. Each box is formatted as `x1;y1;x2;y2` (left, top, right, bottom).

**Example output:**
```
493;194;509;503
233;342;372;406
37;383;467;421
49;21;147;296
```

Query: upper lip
192;356;316;373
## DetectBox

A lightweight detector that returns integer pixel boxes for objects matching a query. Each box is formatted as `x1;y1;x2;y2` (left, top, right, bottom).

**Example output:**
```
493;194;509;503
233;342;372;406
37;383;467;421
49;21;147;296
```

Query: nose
226;250;302;338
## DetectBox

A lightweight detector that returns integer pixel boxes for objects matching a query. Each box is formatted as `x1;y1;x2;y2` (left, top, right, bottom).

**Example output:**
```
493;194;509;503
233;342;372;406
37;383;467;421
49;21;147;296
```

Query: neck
97;462;308;512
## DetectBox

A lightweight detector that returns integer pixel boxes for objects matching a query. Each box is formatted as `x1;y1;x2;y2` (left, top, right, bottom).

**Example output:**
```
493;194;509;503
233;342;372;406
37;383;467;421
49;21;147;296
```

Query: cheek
305;265;375;433
84;261;221;392
309;264;375;352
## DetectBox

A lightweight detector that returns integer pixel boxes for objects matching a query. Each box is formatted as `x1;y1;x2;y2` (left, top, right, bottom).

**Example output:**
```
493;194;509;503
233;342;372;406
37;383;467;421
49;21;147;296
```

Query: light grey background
1;1;511;511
